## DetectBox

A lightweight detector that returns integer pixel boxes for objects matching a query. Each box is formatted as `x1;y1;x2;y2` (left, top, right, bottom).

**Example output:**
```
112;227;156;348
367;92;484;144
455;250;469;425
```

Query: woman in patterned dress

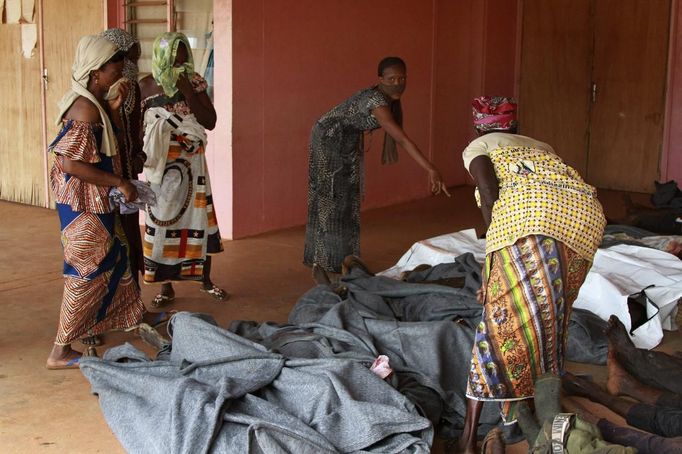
46;35;145;369
139;32;226;307
454;97;606;453
304;57;448;273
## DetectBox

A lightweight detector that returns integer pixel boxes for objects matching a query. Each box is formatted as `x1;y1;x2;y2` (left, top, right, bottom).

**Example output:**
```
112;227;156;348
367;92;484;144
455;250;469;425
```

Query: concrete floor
0;186;679;453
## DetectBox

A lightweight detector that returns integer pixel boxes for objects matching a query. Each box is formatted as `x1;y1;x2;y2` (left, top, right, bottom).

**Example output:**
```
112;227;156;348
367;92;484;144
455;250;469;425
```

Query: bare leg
46;343;81;369
453;399;483;454
562;372;634;418
606;315;682;394
200;256;229;300
202;255;213;288
607;350;663;405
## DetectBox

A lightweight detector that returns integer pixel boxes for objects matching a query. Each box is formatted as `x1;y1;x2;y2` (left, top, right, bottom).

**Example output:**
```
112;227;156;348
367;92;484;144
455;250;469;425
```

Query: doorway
519;0;671;193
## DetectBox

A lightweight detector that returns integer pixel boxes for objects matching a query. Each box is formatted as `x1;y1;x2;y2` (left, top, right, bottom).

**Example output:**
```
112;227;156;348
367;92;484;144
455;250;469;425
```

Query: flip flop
151;293;175;308
46;356;81;370
80;334;101;346
200;285;230;301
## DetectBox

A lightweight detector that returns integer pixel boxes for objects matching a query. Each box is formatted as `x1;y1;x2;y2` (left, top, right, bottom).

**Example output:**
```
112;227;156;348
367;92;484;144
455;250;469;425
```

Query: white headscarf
55;35;119;157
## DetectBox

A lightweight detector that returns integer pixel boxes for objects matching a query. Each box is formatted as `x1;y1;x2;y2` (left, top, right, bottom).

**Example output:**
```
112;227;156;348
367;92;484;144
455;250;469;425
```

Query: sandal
200;285;230;301
151;293;175;308
80;334;101;346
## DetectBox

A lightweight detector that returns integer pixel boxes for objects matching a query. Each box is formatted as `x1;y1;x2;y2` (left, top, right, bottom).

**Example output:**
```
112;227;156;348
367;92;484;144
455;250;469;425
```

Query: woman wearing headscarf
100;28;145;290
453;97;606;453
304;57;449;274
46;35;145;369
138;32;226;307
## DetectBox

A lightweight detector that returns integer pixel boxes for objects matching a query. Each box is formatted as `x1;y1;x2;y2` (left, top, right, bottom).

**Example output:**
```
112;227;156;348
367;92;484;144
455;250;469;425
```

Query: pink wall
230;0;518;238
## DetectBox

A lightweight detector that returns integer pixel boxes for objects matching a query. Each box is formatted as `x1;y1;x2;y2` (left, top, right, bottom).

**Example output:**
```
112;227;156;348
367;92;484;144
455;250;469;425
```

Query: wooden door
587;0;670;192
42;0;105;205
518;0;592;175
0;24;45;206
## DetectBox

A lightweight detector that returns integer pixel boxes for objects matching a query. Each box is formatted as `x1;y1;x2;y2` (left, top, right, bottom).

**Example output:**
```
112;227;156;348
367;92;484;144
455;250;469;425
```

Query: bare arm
61;97;137;201
177;75;217;130
372;105;448;195
468;155;499;227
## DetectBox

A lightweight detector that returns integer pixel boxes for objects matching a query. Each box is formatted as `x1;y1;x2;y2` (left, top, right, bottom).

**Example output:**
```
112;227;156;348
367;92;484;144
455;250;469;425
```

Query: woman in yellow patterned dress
454;97;606;453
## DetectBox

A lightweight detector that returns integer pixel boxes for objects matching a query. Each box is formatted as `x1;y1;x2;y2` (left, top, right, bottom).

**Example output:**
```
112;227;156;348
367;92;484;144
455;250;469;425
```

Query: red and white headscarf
472;96;517;132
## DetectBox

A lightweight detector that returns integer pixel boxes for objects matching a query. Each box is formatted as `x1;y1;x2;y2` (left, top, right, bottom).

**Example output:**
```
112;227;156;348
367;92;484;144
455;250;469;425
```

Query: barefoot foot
46;344;82;370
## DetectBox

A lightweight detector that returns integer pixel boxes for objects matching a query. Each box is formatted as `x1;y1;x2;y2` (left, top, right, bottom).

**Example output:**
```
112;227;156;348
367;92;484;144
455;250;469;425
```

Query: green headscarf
152;32;194;97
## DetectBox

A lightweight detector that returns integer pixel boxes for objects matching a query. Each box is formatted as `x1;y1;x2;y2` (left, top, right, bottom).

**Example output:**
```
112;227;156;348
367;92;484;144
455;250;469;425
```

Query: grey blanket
80;253;607;452
81;312;432;454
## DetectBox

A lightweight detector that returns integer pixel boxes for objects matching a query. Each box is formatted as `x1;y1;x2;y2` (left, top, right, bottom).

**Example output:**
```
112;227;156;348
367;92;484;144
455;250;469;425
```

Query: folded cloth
143;107;208;185
109;180;157;214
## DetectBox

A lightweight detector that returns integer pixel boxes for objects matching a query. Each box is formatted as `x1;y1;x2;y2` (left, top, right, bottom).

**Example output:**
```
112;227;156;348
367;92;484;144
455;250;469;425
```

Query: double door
519;0;670;193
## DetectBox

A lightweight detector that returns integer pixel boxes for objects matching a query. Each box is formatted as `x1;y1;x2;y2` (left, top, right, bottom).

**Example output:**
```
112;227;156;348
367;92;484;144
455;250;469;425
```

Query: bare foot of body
607;349;663;405
562;372;604;399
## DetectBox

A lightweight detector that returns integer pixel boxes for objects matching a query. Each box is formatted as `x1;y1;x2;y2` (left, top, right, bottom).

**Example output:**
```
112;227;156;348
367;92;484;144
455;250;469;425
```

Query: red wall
231;0;518;238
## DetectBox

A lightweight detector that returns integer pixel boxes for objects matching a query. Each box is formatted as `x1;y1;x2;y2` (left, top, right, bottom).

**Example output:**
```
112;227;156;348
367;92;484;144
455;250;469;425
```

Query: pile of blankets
81;251;613;453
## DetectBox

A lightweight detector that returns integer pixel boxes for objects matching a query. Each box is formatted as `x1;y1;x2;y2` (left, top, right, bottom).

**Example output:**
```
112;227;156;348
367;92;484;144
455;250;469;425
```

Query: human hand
117;179;138;202
106;79;129;112
428;168;451;197
176;74;193;97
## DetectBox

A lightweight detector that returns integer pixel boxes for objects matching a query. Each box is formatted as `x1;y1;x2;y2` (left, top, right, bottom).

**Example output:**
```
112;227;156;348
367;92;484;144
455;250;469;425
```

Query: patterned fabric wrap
466;235;591;417
152;32;194;98
50;121;144;345
485;146;606;261
304;87;389;272
472;96;517;132
100;28;139;82
49;120;117;213
141;74;222;283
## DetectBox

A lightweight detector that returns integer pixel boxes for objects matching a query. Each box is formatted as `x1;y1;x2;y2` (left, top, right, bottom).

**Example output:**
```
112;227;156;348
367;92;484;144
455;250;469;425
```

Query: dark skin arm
371;105;449;195
139;74;216;130
61;96;138;201
176;74;217;130
468;154;499;228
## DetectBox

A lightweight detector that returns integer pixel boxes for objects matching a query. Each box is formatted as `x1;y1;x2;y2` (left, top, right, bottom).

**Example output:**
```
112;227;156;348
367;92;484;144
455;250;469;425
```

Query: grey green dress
304;87;390;272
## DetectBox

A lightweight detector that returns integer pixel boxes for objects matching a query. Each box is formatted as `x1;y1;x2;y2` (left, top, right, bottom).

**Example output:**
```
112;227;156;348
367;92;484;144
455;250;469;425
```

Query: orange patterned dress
49;120;144;345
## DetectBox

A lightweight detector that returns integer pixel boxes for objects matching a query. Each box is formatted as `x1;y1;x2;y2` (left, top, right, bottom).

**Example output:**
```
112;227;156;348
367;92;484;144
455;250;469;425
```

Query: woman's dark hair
97;51;125;71
378;56;406;76
107;51;126;64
